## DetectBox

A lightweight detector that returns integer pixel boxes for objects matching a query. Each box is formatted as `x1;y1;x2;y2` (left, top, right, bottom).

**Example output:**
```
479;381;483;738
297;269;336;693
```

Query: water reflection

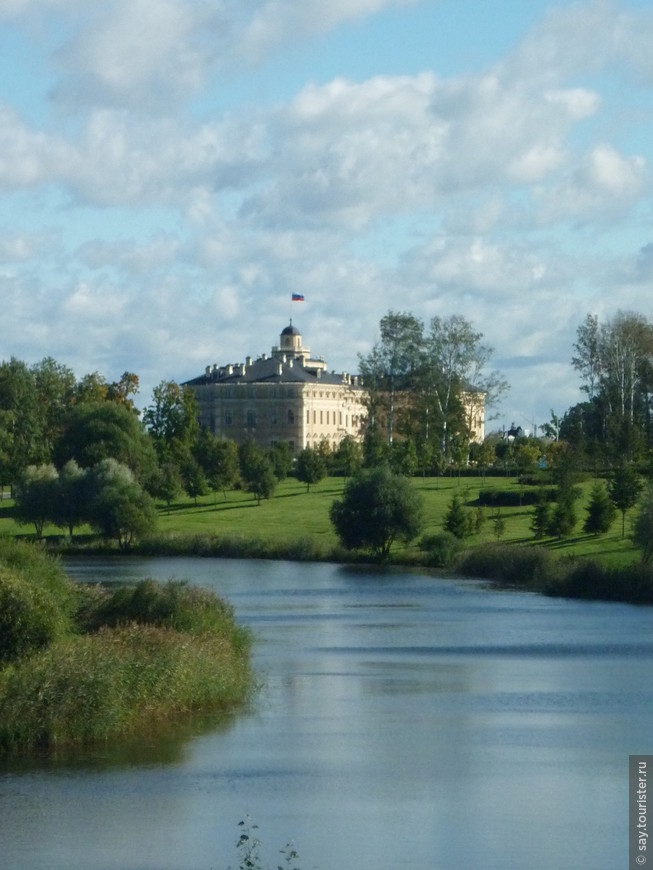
0;557;649;870
0;709;241;774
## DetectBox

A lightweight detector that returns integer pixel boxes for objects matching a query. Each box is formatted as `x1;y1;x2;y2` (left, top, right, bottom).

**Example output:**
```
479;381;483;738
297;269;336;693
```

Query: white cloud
237;0;420;61
535;144;648;222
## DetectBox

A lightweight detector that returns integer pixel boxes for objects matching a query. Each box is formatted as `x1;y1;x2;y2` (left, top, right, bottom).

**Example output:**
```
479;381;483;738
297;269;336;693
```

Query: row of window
225;409;296;427
217;386;298;399
305;409;353;427
221;408;360;429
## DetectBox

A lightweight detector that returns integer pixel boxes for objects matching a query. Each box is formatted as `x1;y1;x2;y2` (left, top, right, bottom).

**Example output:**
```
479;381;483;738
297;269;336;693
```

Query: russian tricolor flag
291;293;305;301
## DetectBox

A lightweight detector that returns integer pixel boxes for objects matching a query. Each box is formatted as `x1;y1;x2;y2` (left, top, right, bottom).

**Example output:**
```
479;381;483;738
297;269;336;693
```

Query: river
1;556;651;869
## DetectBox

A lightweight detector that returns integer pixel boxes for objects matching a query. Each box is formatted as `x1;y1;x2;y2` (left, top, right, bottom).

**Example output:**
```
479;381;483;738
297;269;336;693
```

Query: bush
456;544;556;590
0;539;74;664
418;532;463;568
81;579;250;650
0;567;71;664
545;561;653;604
478;487;555;507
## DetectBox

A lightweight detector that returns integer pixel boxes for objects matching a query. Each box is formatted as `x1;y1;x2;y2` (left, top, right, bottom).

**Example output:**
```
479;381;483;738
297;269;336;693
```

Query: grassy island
0;539;253;753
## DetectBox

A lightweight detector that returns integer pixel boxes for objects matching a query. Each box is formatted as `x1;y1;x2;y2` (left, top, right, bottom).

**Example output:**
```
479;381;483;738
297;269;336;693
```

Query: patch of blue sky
0;25;51;125
348;211;441;265
0;191;186;272
557;69;653;153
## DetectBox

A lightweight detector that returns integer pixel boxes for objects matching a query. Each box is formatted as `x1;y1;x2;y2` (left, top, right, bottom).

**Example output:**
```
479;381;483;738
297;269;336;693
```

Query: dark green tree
267;442;293;482
547;490;577;539
295;446;326;492
531;496;552;540
443;493;471;540
54;401;157;485
330;435;363;477
583;481;616;536
180;456;208;504
239;445;277;504
0;358;45;482
362;428;389;468
608;463;642;538
492;510;506;540
389;440;418;476
632;484;653;563
153;461;183;511
143;380;199;463
31;357;76;459
329;465;423;559
200;435;240;498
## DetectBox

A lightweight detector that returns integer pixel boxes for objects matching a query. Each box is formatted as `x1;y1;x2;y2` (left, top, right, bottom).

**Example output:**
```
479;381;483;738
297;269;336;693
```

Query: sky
2;0;653;434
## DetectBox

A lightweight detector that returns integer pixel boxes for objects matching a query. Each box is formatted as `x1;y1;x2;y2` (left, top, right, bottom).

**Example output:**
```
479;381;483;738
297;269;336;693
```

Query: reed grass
455;541;653;603
0;623;252;750
0;539;254;753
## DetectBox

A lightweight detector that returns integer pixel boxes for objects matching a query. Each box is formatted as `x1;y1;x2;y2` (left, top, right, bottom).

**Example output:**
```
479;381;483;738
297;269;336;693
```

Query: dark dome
281;323;301;336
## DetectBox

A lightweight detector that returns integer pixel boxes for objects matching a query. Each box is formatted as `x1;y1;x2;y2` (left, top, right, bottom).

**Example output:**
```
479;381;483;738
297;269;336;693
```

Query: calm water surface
1;557;652;870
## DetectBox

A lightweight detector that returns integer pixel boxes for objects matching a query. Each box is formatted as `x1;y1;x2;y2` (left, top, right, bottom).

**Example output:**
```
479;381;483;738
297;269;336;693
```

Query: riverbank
46;529;653;606
2;473;650;604
0;539;254;753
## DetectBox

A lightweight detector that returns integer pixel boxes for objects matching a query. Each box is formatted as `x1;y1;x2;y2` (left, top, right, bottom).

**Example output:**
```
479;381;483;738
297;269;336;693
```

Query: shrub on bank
419;532;463;568
135;531;346;563
545;561;653;604
81;579;250;650
0;539;75;664
455;543;557;590
0;567;72;664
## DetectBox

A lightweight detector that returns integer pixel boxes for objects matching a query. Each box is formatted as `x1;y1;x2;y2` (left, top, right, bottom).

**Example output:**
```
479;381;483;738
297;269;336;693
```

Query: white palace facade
184;323;366;453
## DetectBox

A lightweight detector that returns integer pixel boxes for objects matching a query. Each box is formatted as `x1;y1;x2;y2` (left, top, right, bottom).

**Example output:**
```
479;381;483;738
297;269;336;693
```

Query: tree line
0;356;368;545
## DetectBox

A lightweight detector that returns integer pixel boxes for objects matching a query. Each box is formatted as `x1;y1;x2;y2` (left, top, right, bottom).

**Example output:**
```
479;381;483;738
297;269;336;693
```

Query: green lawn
0;473;641;566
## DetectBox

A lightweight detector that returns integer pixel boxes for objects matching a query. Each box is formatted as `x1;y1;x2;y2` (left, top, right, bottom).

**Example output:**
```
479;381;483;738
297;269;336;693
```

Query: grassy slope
0;474;638;566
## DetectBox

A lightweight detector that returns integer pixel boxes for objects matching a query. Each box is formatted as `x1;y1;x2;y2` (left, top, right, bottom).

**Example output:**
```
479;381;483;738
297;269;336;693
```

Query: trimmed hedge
477;487;556;507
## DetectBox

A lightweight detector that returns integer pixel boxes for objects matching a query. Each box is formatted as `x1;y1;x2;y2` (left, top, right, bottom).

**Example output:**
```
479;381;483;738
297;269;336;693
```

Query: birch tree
358;311;423;446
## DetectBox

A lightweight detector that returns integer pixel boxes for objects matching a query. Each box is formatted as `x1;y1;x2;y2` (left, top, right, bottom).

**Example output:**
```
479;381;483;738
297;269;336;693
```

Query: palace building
183;323;366;453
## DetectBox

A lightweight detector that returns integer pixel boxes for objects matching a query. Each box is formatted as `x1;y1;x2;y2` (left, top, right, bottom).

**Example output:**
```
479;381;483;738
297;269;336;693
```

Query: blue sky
2;0;653;433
